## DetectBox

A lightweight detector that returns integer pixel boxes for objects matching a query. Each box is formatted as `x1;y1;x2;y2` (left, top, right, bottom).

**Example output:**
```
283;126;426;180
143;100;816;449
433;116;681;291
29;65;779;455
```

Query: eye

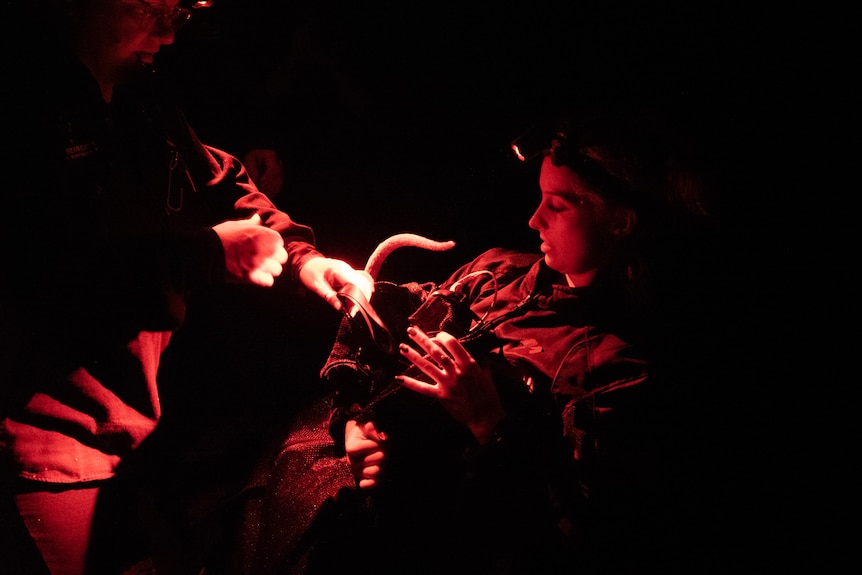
540;191;589;212
545;200;567;213
552;196;586;211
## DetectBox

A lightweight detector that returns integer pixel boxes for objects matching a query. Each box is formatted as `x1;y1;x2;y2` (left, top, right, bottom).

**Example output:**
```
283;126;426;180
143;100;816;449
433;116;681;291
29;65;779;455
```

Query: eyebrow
545;189;586;200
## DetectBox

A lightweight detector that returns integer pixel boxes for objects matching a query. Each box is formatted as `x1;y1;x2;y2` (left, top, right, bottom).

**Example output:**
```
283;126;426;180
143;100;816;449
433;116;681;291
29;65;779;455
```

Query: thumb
247;213;262;225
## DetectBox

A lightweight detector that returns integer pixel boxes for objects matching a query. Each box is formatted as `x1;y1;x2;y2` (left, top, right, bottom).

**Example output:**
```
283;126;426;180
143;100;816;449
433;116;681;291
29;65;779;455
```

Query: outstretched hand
213;213;288;287
299;256;373;312
396;326;506;445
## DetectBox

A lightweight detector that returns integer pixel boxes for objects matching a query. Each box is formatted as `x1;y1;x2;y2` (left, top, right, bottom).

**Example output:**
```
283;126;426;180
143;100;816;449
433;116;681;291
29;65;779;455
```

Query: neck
565;269;597;288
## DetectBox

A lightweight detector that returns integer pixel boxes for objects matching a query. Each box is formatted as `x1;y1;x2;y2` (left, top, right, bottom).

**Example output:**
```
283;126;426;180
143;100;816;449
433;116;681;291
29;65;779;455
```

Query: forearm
203;145;325;281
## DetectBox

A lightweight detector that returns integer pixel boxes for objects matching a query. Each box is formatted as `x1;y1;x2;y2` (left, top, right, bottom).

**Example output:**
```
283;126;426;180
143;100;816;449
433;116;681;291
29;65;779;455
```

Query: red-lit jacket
322;247;662;573
0;51;323;484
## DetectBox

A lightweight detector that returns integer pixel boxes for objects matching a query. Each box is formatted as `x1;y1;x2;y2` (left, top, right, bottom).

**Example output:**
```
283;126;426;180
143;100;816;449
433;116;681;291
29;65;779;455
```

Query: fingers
358;477;378;490
405;326;461;367
396;332;449;397
396;371;439;397
345;420;388;489
396;325;480;399
347;436;385;453
324;292;342;312
432;331;471;365
248;247;287;286
349;449;384;490
248;271;273;287
299;257;374;310
215;214;289;285
328;261;373;303
248;269;281;286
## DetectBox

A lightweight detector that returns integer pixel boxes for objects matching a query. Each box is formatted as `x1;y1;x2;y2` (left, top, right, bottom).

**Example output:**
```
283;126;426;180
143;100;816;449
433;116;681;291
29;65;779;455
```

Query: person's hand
396;326;506;444
298;257;373;312
344;419;388;489
242;148;285;199
212;213;288;287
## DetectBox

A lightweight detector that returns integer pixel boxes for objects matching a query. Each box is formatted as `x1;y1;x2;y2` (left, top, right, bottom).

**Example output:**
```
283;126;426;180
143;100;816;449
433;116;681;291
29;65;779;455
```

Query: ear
610;207;637;238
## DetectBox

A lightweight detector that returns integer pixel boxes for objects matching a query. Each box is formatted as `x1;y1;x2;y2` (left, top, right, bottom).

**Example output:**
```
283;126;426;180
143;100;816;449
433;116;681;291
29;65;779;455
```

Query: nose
528;207;542;231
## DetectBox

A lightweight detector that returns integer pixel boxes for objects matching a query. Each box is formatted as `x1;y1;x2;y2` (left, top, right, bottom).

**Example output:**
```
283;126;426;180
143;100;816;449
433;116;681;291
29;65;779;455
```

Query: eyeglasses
130;1;192;33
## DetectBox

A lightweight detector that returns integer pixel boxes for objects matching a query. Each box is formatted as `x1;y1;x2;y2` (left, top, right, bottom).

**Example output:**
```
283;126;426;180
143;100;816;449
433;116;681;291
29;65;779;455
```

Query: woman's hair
513;108;710;218
557;110;710;218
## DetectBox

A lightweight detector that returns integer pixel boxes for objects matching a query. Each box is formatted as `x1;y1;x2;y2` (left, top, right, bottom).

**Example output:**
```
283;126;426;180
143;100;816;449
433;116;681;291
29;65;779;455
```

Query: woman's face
528;155;630;285
72;0;186;89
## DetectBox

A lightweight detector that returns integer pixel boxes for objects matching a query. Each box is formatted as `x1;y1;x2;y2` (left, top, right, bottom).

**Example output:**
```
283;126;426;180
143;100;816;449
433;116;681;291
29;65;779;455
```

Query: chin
544;256;569;276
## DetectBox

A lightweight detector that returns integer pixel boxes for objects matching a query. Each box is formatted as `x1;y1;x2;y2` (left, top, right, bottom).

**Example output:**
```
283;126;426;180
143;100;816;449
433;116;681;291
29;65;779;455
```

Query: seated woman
232;109;717;575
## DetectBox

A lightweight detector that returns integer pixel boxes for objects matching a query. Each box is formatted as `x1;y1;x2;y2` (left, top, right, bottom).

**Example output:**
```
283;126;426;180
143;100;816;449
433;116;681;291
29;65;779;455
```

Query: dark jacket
0;40;322;484
317;248;673;574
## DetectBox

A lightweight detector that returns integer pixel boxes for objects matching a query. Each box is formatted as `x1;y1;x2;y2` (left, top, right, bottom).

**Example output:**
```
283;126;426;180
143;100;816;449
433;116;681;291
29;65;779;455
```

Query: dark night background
136;1;850;572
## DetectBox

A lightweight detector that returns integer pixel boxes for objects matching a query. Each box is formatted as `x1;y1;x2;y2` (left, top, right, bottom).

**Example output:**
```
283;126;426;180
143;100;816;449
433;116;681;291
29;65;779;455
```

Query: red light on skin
512;144;526;162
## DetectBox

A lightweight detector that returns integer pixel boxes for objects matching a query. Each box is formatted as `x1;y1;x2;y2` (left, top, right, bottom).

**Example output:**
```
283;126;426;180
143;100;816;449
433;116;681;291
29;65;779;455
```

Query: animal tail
365;233;456;280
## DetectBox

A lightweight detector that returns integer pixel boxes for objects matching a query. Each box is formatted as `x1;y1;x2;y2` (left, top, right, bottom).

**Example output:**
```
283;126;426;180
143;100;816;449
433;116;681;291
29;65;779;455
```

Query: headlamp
183;1;214;9
510;119;637;205
510;124;556;163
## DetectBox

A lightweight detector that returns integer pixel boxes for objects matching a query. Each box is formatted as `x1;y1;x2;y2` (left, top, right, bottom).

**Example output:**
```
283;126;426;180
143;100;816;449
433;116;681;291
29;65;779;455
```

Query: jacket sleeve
167;105;324;283
202;143;324;282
